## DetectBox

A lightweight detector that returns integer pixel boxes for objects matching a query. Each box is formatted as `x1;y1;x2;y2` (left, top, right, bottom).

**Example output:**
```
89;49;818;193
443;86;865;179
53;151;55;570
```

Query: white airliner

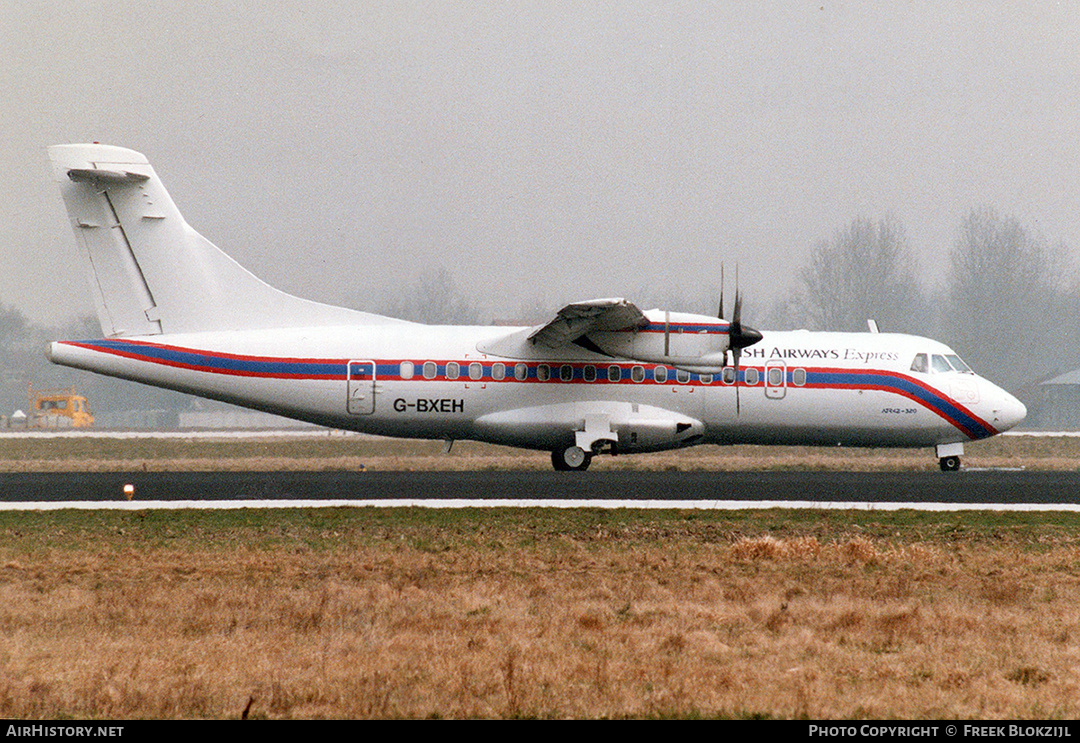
45;144;1026;472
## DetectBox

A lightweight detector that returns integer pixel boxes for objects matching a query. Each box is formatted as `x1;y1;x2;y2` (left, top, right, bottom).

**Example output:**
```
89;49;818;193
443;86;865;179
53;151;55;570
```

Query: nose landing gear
936;443;963;473
939;455;961;472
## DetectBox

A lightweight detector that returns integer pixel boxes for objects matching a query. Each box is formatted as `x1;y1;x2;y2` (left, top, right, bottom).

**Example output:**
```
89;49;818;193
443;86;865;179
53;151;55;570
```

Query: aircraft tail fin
48;144;390;337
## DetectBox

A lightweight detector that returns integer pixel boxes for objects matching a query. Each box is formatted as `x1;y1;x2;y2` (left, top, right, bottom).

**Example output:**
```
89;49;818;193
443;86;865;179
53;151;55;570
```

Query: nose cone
993;389;1027;432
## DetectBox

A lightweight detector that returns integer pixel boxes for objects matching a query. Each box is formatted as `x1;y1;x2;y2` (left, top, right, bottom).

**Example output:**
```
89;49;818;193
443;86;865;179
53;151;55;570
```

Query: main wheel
939;455;961;472
552;446;592;471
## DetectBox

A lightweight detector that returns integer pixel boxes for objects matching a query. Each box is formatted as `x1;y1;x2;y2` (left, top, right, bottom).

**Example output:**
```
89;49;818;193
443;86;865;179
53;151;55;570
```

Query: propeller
718;264;763;414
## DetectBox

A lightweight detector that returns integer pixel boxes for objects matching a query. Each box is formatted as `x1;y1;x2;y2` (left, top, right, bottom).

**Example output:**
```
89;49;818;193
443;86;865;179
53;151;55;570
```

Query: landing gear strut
552;446;592;471
939;455;961;472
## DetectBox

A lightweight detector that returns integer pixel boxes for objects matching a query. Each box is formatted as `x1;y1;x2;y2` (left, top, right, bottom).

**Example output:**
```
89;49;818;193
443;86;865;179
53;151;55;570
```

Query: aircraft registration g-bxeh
46;144;1026;472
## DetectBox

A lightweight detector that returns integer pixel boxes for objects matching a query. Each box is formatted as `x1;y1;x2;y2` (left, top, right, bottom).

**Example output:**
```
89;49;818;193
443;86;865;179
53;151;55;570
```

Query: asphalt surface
0;470;1076;504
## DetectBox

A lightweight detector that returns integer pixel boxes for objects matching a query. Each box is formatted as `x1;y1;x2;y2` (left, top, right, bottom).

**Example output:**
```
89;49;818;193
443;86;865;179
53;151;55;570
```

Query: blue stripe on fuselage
65;339;995;439
73;339;345;378
805;369;995;439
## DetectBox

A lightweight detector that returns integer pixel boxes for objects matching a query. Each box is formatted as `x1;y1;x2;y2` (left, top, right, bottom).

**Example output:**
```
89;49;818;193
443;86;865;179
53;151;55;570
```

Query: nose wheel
936;443;963;473
552;446;592;471
939;455;961;472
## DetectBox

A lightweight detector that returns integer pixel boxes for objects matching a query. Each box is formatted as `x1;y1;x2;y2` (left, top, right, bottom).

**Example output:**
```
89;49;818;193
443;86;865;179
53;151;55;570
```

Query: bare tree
943;207;1078;390
798;216;926;333
0;306;195;418
377;267;481;325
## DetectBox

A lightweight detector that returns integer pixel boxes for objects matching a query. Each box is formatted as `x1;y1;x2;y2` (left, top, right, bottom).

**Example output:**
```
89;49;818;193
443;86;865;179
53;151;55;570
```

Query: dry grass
0;432;1076;472
1;434;1079;718
1;509;1080;719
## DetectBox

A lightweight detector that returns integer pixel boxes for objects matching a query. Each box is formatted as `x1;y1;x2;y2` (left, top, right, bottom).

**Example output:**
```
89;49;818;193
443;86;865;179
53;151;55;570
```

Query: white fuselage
48;323;1027;454
43;143;1028;467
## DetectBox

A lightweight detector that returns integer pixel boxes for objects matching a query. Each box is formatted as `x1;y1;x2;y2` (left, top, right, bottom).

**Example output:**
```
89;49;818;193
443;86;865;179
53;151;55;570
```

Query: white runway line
0;429;358;440
2;500;1080;512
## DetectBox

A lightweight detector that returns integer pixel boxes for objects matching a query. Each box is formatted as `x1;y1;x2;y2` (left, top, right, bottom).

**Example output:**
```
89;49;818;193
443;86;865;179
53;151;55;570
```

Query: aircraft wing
527;298;648;348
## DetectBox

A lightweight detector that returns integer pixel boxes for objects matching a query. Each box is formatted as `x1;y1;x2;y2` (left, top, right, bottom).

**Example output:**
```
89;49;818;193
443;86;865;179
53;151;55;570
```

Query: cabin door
764;359;787;400
347;360;376;415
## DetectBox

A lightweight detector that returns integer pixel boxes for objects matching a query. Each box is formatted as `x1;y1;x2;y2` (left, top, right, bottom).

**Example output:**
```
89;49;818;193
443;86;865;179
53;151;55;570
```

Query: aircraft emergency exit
45;144;1026;471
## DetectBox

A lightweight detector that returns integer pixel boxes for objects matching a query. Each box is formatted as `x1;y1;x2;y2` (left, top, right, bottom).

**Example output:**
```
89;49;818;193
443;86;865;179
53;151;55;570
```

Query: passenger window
792;368;807;386
423;362;437;379
931;354;952;373
537;364;550;381
492;363;506;380
469;362;483;380
910;353;928;373
744;368;759;385
721;367;736;385
631;365;645;383
584;365;597;382
699;373;713;385
767;367;783;386
608;365;622;382
653;366;668;383
400;361;414;380
676;369;690;384
514;363;528;381
446;362;460;380
559;364;573;382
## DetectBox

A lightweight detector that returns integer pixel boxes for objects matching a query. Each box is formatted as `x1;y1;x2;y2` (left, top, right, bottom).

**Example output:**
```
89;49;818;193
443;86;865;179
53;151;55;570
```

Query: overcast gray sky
3;2;1079;327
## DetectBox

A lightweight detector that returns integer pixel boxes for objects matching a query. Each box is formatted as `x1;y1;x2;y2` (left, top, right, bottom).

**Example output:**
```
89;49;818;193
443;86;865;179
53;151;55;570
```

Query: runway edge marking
1;500;1079;512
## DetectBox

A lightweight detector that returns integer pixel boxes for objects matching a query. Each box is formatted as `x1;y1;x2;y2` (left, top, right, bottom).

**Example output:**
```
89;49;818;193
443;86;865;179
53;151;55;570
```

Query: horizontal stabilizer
67;168;149;185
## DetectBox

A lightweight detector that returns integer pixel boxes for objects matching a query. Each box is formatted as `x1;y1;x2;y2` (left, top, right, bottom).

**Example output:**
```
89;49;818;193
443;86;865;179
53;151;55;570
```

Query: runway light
123;483;135;500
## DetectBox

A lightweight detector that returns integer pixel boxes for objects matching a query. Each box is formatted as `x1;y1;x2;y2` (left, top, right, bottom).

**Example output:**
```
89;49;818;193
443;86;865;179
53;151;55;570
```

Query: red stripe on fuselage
61;340;994;438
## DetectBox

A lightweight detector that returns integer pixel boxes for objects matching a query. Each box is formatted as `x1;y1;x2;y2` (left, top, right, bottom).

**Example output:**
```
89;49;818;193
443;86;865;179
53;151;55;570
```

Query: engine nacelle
589;309;730;367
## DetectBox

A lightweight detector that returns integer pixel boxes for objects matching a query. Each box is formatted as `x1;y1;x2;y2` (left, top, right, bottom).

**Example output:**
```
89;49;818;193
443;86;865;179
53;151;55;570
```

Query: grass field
0;430;1076;472
2;508;1080;719
2;433;1080;719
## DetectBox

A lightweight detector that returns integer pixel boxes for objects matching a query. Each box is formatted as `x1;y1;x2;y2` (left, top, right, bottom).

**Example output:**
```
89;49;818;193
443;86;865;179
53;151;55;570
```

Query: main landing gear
552;446;592;471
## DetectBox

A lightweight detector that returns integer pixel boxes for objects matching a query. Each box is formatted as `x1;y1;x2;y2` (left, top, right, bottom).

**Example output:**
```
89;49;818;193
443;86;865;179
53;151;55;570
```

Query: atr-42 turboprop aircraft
46;144;1026;471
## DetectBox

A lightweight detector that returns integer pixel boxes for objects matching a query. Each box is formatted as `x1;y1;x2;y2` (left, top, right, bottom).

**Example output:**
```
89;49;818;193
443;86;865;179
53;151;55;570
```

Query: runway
1;470;1078;511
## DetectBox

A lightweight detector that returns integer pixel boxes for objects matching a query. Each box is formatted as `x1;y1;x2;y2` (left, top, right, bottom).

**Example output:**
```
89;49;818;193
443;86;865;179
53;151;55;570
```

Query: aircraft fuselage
49;324;1026;456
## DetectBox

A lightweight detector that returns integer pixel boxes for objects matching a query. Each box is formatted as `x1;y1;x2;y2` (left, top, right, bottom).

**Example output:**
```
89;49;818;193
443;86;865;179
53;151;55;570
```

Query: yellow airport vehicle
29;386;94;428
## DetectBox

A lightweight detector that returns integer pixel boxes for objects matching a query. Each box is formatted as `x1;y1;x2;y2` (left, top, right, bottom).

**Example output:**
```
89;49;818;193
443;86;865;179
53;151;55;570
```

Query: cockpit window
945;354;972;373
910;353;928;373
931;354;953;373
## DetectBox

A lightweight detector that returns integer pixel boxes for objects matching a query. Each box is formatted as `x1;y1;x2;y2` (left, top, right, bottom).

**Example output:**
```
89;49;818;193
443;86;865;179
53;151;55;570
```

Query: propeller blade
718;263;725;320
733;264;741;322
733;346;741;415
